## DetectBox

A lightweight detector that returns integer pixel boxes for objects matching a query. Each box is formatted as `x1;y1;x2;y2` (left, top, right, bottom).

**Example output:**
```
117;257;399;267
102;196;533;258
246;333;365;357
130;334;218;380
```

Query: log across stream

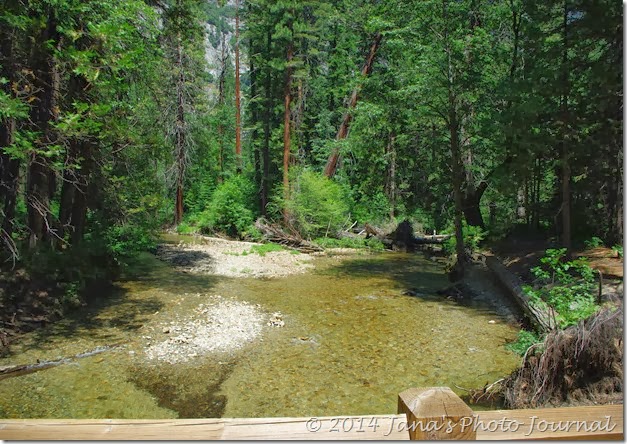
0;236;521;419
0;344;122;381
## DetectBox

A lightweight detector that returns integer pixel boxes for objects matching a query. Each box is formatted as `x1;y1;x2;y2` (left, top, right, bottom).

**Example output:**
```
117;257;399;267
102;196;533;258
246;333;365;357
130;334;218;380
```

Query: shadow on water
322;253;449;294
324;252;523;322
129;360;236;418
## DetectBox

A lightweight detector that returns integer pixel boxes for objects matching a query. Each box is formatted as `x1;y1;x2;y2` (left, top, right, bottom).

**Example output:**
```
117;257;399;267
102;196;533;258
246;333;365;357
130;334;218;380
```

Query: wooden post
398;387;476;440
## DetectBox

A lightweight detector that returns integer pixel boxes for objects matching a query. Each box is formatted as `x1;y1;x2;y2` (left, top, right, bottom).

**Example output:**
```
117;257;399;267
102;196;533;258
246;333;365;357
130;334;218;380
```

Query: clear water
0;240;520;419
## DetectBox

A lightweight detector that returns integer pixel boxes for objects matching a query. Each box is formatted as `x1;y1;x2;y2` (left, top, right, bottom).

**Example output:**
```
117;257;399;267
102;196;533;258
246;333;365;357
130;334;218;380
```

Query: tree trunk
234;0;242;174
385;132;397;219
443;0;466;278
26;10;60;248
282;40;293;222
70;140;91;246
449;105;467;276
324;32;382;178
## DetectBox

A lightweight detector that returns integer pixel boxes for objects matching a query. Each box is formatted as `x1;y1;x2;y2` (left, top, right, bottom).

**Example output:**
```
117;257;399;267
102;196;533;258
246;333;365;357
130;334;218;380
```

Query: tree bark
323;32;382;178
385;132;396;219
26;10;60;248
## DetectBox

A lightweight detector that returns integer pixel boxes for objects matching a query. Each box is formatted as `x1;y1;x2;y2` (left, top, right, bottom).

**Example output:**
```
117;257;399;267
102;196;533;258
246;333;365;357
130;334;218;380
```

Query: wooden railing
0;387;622;440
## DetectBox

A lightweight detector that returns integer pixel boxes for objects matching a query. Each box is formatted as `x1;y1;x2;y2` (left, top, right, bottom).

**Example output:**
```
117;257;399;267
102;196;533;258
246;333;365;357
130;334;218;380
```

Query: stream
0;236;521;419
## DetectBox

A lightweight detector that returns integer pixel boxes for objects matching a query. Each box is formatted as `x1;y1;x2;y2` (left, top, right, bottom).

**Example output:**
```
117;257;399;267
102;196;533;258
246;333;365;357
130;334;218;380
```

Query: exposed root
502;306;623;408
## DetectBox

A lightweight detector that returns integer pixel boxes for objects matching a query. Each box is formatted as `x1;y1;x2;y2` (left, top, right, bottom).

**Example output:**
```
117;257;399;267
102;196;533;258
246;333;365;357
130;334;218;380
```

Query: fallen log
0;344;122;381
414;234;451;244
484;253;555;332
254;218;324;253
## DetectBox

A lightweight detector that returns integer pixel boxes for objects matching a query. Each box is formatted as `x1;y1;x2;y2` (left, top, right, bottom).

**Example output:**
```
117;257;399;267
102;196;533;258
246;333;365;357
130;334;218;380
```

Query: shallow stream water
0;237;520;418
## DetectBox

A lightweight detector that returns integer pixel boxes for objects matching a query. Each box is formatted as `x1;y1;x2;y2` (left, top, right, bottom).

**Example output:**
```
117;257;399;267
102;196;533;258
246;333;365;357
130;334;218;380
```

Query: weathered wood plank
475;404;623;440
222;415;408;440
0;401;621;440
0;419;225;440
0;415;409;441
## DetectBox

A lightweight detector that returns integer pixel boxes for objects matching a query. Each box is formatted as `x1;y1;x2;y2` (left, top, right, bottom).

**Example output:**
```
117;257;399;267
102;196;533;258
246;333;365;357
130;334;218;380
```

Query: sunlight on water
0;242;520;419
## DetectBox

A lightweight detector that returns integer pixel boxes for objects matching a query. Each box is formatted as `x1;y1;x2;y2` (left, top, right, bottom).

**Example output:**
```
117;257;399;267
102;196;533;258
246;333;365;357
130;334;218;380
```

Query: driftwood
340;220;452;251
254;218;323;253
484;253;555;332
0;344;122;381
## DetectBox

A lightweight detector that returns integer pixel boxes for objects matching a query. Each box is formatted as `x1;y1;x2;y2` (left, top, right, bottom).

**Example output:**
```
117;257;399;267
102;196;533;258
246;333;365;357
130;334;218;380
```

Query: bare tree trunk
324;32;382;178
234;0;242;174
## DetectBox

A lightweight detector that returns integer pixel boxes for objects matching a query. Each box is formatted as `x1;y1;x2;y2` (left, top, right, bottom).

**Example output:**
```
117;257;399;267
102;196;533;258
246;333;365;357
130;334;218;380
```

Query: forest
1;0;622;272
0;0;623;414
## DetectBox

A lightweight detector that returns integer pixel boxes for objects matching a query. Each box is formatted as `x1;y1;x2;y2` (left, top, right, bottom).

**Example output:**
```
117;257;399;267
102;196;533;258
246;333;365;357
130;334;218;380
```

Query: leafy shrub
105;224;156;259
285;170;349;239
584;236;604;249
176;221;196;235
442;221;488;255
349;191;390;225
196;176;255;238
611;244;623;258
523;248;599;328
507;329;543;356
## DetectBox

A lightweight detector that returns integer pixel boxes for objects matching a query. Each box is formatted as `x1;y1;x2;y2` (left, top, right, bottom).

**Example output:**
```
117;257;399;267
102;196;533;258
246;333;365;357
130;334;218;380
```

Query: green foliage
523;248;599;329
506;329;543;356
442;222;488;256
313;236;385;252
195;176;256;238
584;236;604;249
104;224;157;261
247;243;285;256
285;170;350;239
611;244;623;258
176;222;196;235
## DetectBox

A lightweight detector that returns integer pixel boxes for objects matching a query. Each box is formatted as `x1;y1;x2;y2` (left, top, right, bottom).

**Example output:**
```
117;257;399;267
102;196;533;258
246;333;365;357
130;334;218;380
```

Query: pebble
144;298;266;364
